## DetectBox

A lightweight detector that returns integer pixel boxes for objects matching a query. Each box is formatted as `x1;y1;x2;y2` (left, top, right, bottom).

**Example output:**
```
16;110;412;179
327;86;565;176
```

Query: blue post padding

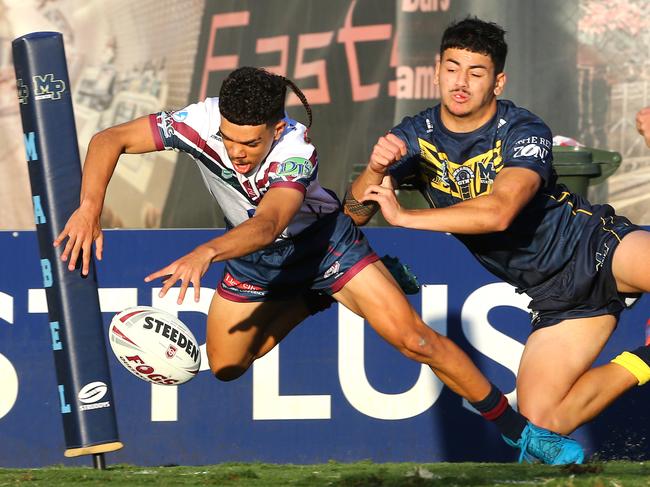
12;32;120;452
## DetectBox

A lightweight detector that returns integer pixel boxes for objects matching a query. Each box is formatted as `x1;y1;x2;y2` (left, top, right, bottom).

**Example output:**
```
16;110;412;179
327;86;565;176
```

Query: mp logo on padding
33;74;66;101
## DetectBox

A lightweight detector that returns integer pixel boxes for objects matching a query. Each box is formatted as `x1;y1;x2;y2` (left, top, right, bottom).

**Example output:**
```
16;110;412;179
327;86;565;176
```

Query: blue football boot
503;421;585;465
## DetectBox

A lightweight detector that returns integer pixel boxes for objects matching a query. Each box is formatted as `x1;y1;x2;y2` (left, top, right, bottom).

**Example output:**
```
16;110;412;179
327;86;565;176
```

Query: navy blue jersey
390;100;598;291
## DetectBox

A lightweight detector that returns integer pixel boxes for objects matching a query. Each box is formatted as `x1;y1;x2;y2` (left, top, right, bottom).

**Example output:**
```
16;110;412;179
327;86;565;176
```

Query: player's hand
53;206;103;276
144;245;215;304
636;107;650;148
361;176;404;226
368;133;407;174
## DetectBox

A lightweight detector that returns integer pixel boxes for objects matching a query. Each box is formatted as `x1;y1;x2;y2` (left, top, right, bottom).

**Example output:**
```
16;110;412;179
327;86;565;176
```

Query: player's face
436;48;506;130
219;117;286;174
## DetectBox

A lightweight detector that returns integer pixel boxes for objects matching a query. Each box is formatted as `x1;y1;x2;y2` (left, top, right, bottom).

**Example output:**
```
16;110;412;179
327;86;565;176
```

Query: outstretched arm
344;133;406;226
145;186;304;304
53;116;157;275
363;167;542;234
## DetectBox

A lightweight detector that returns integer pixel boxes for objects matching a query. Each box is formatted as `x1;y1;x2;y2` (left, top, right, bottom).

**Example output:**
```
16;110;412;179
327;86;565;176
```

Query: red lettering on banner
337;0;392;101
288;31;334;106
198;4;443;104
256;35;290;76
388;25;440;100
200;11;250;100
396;53;440;99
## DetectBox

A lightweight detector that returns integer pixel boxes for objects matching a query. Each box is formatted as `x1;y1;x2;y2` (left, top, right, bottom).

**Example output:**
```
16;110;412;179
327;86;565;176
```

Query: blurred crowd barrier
1;0;649;230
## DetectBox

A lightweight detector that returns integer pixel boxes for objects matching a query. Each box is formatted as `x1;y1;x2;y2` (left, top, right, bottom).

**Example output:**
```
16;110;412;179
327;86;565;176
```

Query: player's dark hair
440;17;508;74
219;66;312;128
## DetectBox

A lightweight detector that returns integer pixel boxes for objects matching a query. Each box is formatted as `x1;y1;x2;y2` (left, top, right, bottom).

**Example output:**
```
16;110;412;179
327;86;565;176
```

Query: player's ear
272;119;286;140
494;72;506;96
434;57;441;85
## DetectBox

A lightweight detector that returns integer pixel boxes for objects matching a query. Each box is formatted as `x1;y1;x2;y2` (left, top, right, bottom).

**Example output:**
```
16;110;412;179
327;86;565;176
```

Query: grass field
1;461;649;486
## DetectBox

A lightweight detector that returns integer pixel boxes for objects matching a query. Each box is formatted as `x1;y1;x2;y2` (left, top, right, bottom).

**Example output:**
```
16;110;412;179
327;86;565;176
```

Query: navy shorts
526;205;642;331
217;211;379;302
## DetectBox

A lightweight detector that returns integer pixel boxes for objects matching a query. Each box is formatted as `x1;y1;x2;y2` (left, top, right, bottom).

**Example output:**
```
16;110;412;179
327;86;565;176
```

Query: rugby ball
108;306;201;385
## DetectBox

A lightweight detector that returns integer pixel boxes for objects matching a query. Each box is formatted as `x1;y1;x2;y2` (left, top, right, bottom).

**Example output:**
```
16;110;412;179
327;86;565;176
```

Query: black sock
470;384;527;442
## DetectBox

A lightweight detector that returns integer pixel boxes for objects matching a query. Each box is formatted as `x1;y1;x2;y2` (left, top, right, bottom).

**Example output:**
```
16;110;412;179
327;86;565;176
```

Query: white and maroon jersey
148;97;340;239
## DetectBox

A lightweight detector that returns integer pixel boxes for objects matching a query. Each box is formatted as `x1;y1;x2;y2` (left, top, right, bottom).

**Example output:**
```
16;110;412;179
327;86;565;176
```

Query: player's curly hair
440;17;508;74
219;66;312;128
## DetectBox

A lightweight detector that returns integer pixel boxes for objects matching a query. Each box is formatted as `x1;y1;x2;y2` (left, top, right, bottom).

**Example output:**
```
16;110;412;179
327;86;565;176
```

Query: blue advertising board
0;228;648;466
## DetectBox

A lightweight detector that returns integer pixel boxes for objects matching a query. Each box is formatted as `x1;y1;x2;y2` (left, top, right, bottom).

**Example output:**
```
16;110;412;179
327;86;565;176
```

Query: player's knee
207;351;250;382
399;328;445;364
212;364;248;382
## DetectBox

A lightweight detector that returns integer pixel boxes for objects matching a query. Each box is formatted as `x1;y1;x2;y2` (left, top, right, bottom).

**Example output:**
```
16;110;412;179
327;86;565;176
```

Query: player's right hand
368;133;407;174
53;206;104;276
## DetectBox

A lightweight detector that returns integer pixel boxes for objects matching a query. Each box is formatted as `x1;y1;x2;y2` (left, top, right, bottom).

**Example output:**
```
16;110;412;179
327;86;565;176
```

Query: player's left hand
144;245;215;304
361;176;404;226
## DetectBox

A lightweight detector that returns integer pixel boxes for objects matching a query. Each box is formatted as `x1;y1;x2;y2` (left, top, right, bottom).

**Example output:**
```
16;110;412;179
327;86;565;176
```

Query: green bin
552;145;622;197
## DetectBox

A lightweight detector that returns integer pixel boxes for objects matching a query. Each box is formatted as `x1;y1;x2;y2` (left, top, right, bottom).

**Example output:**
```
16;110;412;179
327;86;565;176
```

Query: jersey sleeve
388;112;427;185
502;117;554;185
148;99;214;159
266;150;318;196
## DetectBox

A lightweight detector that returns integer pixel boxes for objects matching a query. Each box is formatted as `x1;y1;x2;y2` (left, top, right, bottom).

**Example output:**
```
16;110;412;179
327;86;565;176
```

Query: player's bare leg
205;293;317;381
332;259;587;465
612;230;650;294
518;231;650;435
516;315;637;434
333;260;491;402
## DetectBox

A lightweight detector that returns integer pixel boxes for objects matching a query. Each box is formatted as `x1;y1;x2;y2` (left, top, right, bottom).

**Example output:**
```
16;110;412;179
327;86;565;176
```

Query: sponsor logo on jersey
172;110;188;122
324;261;341;279
418;138;503;200
451;167;475;200
595;241;610;272
242;180;259;201
223;272;265;296
33;74;66;101
276;157;314;179
530;310;540;326
158;112;175;138
512;136;551;162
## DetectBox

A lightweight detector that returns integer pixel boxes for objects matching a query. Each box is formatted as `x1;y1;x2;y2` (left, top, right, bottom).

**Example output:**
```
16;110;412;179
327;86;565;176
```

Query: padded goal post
12;32;122;459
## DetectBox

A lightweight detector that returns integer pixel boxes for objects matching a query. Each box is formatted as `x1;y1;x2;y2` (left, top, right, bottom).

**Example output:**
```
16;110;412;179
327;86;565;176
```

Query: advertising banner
1;229;648;466
1;1;648;231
